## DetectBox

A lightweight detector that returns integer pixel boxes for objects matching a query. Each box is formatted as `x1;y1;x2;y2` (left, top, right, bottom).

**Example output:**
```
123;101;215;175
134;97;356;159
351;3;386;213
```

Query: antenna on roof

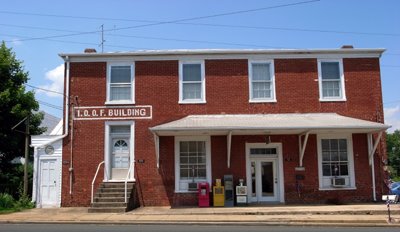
99;24;105;53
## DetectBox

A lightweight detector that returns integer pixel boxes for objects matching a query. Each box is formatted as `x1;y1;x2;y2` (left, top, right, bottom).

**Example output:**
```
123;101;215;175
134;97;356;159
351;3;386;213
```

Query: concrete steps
89;182;138;213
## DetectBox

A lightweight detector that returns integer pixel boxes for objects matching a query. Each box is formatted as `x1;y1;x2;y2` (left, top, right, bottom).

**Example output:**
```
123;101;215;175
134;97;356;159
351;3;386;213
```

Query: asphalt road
0;224;398;232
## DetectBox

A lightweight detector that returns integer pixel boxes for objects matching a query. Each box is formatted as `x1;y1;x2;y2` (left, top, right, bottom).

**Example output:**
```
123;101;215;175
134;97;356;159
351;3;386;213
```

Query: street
0;224;399;232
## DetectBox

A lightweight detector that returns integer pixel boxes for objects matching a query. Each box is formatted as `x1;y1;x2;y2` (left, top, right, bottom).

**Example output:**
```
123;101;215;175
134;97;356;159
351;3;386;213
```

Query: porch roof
150;113;390;136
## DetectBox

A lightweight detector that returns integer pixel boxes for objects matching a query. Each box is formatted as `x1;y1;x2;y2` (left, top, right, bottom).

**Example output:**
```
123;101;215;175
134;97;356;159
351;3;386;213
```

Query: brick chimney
341;45;354;49
84;48;97;53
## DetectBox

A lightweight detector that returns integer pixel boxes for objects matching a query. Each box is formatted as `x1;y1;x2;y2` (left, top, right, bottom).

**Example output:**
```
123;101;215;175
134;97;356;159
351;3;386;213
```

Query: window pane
339;152;348;161
331;140;339;151
180;141;188;153
110;86;131;101
252;82;271;99
252;63;270;81
340;164;348;176
110;126;130;134
339;139;347;151
322;152;330;161
180;169;189;179
197;141;205;152
322;164;331;176
197;168;206;178
321;140;330;151
180;156;188;164
331;151;339;161
111;66;131;83
188;141;197;152
321;62;340;80
183;64;201;81
182;83;201;100
322;81;340;97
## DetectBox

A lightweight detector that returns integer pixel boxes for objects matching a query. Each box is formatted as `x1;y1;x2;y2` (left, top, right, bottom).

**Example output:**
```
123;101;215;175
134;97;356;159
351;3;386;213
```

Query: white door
111;138;130;180
40;159;57;206
249;159;278;202
247;144;283;203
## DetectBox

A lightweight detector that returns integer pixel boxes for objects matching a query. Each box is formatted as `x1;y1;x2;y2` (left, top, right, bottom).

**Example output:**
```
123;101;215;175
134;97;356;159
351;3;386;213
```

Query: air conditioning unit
188;182;198;192
331;177;346;187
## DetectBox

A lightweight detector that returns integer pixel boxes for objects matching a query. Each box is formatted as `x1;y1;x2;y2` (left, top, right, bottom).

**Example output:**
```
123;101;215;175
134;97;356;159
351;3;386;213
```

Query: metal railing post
124;161;135;203
91;161;105;204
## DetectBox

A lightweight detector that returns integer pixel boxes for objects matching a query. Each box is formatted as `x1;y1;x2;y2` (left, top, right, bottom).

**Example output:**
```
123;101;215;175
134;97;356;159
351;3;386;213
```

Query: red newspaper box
198;182;210;207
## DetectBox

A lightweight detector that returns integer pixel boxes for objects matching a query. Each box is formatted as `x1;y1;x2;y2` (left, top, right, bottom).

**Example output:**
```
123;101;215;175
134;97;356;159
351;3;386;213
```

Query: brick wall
61;57;385;207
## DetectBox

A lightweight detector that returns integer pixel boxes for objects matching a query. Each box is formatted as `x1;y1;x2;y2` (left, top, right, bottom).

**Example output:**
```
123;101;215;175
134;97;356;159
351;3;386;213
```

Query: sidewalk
1;204;399;227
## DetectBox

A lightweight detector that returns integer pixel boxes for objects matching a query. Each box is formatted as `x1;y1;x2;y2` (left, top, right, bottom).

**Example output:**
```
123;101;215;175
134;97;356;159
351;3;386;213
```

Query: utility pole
24;115;30;196
100;24;105;53
12;115;30;196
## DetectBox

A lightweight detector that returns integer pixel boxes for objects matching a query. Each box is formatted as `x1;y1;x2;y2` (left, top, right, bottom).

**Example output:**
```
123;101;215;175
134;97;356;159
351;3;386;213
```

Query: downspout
69;103;74;195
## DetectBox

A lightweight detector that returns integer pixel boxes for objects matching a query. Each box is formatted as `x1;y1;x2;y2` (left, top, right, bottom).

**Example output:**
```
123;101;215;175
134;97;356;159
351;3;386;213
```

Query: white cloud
39;64;64;98
384;105;400;133
11;38;22;46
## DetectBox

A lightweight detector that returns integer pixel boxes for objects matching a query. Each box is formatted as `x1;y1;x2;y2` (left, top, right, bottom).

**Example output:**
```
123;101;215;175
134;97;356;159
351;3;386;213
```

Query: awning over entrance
150;113;390;202
150;113;390;136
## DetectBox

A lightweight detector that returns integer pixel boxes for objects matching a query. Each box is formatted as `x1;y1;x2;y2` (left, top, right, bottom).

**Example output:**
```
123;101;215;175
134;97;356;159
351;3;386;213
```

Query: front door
246;144;283;203
40;159;57;206
249;159;278;202
111;138;130;180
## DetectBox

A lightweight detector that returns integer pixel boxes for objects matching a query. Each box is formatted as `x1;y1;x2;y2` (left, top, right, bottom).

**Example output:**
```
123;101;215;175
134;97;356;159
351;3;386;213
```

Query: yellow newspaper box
213;179;224;207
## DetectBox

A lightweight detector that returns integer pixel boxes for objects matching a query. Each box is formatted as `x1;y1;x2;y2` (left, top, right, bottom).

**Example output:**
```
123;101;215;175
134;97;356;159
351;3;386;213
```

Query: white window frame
106;62;135;105
317;59;346;102
174;136;211;193
248;60;276;103
317;133;356;190
104;121;135;181
179;60;206;104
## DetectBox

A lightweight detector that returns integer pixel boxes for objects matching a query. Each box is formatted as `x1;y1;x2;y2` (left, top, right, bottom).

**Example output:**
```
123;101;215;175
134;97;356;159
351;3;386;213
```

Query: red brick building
45;48;390;210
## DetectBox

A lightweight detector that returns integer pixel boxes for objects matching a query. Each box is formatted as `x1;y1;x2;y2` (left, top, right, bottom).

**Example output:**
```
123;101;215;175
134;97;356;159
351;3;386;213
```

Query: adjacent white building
31;117;63;208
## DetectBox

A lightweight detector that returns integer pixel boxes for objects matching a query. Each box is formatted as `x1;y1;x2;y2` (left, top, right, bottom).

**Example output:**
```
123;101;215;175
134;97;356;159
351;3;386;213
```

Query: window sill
105;100;135;105
249;99;277;103
318;187;356;191
178;100;207;104
319;98;347;102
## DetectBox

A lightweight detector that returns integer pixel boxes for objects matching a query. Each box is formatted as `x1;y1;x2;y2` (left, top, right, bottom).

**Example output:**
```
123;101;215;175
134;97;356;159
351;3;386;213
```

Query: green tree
387;130;400;181
0;41;45;196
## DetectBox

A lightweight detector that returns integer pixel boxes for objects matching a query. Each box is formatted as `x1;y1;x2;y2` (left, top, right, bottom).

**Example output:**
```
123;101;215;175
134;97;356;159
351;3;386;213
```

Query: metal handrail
91;161;105;204
124;161;135;203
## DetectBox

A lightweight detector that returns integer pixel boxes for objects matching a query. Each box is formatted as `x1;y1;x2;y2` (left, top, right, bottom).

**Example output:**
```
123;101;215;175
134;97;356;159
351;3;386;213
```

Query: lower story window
175;136;211;192
318;134;355;189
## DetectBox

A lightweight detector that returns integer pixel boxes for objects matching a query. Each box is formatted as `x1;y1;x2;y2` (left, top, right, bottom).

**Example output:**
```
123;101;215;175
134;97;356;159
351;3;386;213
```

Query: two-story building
34;47;390;211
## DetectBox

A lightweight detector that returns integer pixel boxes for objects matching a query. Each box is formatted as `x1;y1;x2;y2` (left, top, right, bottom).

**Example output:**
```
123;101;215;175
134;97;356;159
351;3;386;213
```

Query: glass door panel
261;162;274;197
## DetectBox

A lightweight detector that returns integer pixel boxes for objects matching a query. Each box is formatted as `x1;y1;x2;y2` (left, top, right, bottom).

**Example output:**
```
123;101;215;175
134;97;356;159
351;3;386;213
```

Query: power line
3;0;320;43
25;84;65;96
37;100;63;111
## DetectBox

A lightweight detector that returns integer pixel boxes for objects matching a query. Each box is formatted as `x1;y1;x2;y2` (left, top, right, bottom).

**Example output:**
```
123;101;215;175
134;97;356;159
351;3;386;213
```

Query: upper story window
248;60;276;102
318;59;346;101
106;63;134;104
179;61;206;104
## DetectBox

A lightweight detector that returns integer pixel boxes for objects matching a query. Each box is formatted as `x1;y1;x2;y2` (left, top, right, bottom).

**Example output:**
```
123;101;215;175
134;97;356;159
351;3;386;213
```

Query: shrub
0;193;15;209
13;194;34;209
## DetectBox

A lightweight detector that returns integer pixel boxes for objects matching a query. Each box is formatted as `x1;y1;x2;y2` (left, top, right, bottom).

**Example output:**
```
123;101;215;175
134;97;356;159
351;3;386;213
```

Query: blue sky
1;0;399;132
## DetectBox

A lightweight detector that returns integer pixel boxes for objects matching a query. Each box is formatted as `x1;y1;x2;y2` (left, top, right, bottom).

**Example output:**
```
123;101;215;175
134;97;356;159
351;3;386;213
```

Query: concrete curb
1;219;399;227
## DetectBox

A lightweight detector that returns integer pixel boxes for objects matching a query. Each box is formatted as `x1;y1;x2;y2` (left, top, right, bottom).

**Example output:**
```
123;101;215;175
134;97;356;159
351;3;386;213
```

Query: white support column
298;131;310;168
367;131;383;202
227;131;232;168
32;147;38;205
153;132;160;169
